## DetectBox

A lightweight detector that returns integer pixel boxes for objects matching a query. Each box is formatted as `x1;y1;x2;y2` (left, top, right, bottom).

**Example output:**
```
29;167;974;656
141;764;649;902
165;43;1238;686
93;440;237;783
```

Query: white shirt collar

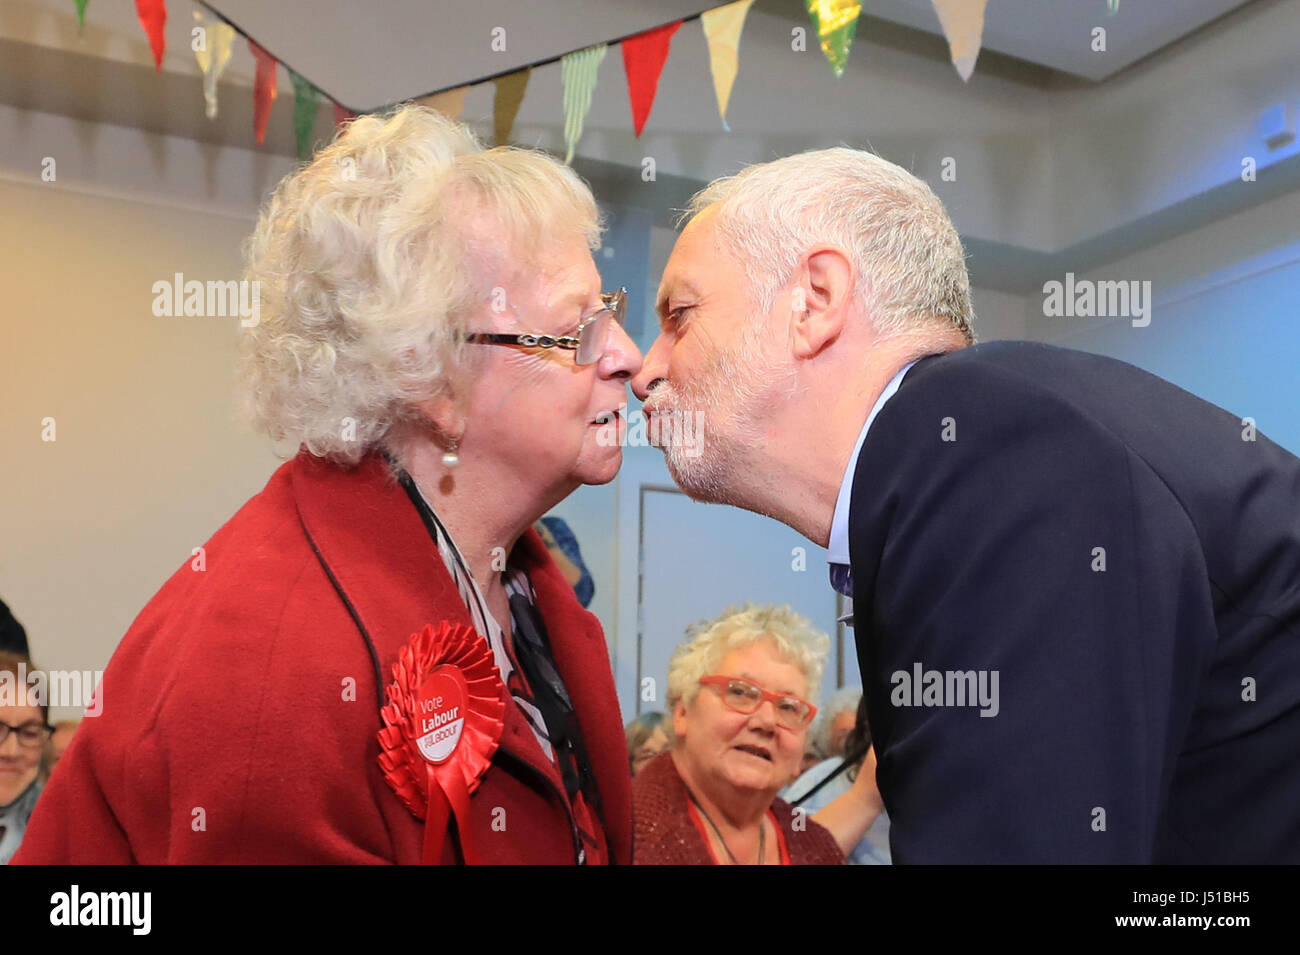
827;361;918;567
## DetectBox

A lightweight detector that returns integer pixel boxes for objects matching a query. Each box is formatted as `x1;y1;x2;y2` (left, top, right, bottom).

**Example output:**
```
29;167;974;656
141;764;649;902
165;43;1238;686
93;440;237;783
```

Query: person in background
633;604;846;865
0;599;28;656
49;720;80;767
820;686;862;758
0;652;51;864
798;737;826;776
798;684;861;776
787;694;891;864
535;515;595;608
626;711;671;776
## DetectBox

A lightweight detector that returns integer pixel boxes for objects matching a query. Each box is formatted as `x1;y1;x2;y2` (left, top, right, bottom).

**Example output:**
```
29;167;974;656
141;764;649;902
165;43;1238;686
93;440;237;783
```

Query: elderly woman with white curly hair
632;604;881;865
16;105;642;865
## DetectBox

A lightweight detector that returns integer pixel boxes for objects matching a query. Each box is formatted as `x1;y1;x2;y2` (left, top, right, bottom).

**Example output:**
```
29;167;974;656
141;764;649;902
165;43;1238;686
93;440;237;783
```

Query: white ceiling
0;0;1268;118
868;0;1258;81
201;0;731;113
190;0;1266;105
2;0;1296;294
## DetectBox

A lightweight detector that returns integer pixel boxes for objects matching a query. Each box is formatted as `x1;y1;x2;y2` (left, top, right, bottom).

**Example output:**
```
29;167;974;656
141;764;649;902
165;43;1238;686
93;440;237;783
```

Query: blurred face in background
0;698;45;805
631;726;671;776
800;749;823;776
831;708;857;757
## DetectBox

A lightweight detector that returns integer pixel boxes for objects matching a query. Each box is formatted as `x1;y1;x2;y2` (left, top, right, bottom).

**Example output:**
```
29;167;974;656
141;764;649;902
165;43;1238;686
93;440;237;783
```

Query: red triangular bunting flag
621;20;681;137
248;39;278;146
135;0;167;71
333;103;358;136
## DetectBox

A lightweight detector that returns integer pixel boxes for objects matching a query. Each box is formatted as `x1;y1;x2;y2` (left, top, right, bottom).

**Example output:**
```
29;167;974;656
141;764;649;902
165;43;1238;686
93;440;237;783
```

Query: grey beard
657;332;793;509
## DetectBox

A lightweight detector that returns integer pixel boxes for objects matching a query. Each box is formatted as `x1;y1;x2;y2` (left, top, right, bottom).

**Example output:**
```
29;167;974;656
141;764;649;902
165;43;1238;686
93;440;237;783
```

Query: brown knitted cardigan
632;752;845;865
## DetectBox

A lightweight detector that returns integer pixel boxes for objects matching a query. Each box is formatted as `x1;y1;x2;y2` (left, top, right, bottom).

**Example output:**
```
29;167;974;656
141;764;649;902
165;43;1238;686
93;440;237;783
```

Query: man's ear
789;245;855;359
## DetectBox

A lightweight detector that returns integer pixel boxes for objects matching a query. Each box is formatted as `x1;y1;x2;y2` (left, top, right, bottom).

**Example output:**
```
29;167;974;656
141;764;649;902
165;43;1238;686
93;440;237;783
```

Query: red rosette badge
378;621;506;864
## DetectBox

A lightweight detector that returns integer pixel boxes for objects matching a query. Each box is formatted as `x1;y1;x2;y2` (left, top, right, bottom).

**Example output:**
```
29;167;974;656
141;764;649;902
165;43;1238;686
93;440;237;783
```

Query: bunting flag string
492;68;531;146
72;1;998;162
192;10;236;120
806;0;862;78
622;21;682;138
135;0;167;71
248;38;278;146
290;70;323;160
932;0;989;83
701;0;755;130
562;43;608;163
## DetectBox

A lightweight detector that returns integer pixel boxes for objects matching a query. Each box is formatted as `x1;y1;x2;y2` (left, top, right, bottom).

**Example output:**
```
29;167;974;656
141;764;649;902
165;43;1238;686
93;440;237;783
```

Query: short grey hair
625;711;669;759
665;603;830;717
237;103;602;467
682;146;975;346
811;685;862;757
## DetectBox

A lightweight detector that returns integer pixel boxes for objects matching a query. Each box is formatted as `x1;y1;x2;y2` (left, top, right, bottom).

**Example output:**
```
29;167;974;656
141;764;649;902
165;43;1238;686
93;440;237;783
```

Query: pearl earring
441;437;460;468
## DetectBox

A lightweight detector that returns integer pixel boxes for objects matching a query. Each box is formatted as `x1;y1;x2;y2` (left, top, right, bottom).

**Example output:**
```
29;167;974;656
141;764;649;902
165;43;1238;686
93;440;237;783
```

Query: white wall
1026;180;1300;455
0;175;281;720
1048;0;1300;250
970;286;1031;342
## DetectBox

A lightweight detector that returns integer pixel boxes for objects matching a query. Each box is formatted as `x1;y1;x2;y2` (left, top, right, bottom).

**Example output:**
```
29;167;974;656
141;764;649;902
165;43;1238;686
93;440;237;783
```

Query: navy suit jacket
848;341;1300;863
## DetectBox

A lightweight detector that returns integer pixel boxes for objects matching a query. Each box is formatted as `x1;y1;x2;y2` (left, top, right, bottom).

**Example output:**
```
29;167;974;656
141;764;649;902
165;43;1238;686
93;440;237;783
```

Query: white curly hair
665;603;830;719
236;103;602;468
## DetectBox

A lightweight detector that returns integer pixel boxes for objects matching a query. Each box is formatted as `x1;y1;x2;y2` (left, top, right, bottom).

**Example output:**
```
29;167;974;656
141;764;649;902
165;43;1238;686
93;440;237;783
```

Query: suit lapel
847;356;940;761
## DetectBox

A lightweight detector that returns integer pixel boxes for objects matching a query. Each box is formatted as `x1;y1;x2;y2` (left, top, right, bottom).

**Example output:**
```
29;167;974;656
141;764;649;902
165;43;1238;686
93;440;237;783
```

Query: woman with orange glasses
632;604;881;865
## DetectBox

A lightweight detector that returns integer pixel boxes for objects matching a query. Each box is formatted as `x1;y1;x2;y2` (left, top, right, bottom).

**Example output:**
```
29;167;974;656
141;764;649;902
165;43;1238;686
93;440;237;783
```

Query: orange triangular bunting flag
415;87;468;120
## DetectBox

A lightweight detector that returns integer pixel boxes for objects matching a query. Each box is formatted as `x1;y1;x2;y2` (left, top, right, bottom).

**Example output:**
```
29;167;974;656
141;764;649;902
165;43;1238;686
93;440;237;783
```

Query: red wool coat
14;452;632;864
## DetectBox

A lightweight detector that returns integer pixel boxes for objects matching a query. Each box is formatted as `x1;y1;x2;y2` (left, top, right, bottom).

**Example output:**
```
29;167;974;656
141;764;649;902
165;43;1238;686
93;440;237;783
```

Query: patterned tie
829;562;853;597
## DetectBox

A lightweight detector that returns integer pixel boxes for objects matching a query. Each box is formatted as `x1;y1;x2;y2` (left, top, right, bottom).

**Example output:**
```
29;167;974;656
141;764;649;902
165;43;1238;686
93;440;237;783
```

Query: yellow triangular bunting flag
701;0;755;130
493;69;531;146
192;10;236;119
806;0;862;78
416;86;468;120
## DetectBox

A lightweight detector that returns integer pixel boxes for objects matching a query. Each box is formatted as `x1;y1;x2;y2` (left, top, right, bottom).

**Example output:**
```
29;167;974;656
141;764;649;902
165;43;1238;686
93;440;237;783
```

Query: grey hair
237;103;602;467
625;711;668;758
665;603;830;718
682;146;975;346
811;684;862;757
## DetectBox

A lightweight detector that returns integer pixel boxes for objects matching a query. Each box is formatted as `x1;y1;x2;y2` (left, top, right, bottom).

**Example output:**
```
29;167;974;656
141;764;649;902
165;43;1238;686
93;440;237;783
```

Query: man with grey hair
631;146;1300;864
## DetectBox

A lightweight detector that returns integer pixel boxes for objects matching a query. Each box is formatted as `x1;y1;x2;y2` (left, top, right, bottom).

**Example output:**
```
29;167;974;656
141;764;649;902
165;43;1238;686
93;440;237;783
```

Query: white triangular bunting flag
932;0;988;83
